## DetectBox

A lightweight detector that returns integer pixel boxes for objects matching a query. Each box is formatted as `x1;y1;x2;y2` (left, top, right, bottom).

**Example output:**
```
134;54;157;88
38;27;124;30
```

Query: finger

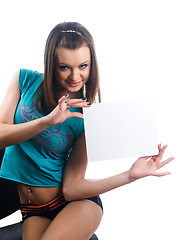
66;99;91;108
150;156;156;161
153;171;171;177
66;98;88;105
157;157;175;169
138;156;152;161
156;145;167;162
58;93;69;103
158;143;162;151
65;98;86;104
64;98;71;104
58;94;70;110
58;94;69;102
64;98;71;109
71;102;91;108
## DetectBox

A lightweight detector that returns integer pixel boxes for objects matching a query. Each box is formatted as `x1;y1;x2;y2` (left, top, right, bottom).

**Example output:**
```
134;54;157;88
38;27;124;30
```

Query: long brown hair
36;22;101;113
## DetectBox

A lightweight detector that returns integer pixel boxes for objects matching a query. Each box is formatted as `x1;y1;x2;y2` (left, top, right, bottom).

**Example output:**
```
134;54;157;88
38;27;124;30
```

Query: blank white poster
83;99;158;162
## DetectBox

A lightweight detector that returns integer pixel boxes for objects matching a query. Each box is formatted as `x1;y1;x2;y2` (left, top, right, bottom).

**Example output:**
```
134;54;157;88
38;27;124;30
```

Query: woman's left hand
129;144;175;181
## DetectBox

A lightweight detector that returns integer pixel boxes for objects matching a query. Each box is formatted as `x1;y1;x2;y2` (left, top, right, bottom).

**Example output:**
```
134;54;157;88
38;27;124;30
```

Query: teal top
0;69;84;187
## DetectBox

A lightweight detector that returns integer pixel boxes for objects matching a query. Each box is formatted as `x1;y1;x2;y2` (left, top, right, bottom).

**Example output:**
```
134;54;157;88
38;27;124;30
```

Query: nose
70;69;80;81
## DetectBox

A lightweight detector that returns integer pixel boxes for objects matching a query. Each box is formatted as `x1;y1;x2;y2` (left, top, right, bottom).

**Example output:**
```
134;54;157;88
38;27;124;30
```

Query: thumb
153;171;171;177
69;112;84;119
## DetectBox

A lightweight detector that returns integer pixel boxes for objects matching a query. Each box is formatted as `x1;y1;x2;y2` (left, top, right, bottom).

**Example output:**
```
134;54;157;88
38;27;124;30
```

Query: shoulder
19;69;42;78
19;69;43;94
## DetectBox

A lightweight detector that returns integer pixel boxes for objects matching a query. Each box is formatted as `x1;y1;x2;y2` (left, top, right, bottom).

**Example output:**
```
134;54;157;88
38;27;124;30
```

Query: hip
21;193;103;222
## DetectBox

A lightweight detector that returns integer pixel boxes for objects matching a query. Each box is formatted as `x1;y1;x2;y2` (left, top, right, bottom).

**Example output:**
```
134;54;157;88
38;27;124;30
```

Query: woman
0;22;174;240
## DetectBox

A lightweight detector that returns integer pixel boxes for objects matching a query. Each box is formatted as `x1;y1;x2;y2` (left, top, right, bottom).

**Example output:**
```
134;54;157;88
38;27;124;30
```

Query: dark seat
0;148;98;239
0;222;22;240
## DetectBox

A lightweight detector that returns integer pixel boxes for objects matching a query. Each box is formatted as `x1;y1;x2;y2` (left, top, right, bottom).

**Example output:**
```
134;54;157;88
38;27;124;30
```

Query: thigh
22;216;51;240
41;200;103;240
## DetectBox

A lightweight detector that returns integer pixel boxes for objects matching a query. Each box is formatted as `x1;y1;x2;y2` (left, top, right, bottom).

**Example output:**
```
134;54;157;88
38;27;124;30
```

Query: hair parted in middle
37;22;101;113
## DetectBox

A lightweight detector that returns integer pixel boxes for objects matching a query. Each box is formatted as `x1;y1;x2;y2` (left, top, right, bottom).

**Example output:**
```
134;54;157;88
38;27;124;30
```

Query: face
55;45;91;97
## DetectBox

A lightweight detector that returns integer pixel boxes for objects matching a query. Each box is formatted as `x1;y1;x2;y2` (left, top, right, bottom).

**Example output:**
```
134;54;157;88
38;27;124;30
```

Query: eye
80;64;88;69
59;65;69;71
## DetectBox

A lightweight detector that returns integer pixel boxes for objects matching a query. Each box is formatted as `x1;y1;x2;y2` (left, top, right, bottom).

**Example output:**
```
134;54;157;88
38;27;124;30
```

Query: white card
83;99;158;161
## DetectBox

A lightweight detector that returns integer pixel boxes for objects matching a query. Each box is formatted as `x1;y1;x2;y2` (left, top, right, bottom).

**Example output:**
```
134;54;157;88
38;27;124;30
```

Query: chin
67;84;84;93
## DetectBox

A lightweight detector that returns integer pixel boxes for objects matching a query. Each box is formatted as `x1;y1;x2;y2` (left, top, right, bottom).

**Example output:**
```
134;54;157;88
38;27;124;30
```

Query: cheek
84;69;90;80
56;71;68;82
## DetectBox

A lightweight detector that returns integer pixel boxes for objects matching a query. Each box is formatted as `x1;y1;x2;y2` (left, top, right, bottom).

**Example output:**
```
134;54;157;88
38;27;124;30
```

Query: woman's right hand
44;94;91;126
0;72;90;148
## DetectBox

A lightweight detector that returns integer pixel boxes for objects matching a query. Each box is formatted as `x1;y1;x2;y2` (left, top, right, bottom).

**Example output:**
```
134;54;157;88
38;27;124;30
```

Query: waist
17;182;63;205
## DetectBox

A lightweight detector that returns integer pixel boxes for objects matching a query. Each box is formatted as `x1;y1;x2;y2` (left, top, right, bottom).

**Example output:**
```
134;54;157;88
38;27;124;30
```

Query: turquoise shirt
0;69;84;187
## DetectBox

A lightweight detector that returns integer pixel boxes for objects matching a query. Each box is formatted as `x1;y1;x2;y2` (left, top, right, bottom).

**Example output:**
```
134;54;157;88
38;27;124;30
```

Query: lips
67;81;81;87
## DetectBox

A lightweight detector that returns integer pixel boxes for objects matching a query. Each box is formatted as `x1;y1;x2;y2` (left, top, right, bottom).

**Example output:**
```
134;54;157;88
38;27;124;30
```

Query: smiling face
55;45;91;98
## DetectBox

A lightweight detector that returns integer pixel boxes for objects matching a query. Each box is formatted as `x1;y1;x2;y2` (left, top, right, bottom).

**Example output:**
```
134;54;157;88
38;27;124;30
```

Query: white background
0;1;177;239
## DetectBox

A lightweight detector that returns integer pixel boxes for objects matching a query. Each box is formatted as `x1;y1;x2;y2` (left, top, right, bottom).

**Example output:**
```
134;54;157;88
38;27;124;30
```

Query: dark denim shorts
21;193;103;222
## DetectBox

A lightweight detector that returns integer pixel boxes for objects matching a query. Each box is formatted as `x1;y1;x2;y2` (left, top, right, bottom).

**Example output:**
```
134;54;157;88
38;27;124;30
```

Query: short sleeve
19;69;42;95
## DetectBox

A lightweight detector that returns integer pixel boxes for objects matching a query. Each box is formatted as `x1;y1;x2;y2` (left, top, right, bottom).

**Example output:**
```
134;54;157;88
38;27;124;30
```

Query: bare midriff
17;183;63;205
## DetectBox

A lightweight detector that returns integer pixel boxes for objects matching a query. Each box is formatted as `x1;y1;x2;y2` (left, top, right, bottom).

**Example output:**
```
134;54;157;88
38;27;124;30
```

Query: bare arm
0;71;90;148
0;71;51;147
62;134;175;201
63;133;132;201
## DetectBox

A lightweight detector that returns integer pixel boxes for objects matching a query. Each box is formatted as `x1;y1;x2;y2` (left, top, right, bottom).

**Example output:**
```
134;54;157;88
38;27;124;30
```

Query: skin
0;46;175;240
55;45;91;99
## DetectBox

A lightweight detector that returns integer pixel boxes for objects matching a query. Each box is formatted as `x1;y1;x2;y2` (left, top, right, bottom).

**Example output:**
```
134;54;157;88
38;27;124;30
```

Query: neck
57;90;82;100
69;91;82;99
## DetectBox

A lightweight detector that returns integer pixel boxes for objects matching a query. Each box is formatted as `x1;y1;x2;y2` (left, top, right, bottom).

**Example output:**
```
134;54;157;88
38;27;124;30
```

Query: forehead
56;46;91;65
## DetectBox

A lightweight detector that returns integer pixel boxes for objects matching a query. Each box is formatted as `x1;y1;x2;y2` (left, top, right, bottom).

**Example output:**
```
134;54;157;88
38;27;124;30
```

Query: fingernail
87;103;92;105
65;93;68;97
82;98;87;100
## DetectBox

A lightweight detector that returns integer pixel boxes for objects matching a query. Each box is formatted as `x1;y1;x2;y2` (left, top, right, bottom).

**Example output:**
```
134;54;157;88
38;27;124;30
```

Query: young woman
0;22;174;240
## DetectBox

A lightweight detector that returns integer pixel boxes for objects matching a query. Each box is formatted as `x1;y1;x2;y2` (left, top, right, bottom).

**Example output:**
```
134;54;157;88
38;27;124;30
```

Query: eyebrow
59;60;91;66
